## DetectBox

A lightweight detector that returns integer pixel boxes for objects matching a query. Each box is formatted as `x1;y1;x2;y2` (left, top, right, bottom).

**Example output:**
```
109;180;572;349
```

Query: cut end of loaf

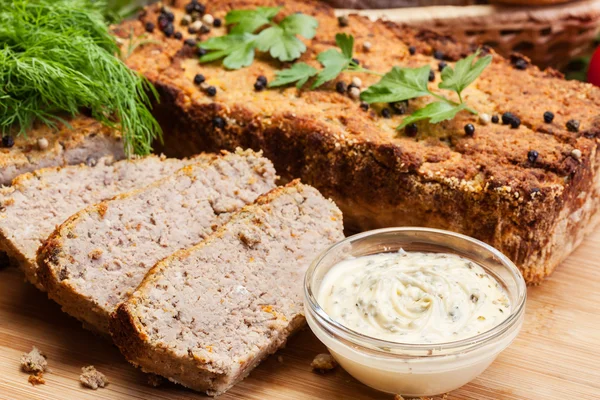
109;180;344;395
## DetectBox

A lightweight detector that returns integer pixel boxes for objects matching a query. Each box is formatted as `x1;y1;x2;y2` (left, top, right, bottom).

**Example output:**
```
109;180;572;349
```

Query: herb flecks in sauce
318;251;510;344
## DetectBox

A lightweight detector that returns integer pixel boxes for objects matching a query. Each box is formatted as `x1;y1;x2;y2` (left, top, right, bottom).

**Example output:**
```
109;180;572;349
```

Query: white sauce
317;250;510;344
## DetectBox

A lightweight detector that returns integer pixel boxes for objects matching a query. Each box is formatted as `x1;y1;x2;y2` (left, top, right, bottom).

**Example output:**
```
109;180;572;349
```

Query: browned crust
117;0;600;283
36;209;114;335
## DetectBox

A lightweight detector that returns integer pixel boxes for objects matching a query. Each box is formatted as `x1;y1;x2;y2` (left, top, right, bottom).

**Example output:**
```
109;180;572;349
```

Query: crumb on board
277;355;284;363
20;347;48;373
79;365;108;390
28;372;45;386
311;353;337;373
147;373;164;387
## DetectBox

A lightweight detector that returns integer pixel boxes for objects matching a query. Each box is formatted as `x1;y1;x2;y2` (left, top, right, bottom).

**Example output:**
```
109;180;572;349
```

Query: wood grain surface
1;229;600;400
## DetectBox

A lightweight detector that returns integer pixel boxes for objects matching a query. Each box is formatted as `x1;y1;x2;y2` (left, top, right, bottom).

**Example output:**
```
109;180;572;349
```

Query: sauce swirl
317;250;510;344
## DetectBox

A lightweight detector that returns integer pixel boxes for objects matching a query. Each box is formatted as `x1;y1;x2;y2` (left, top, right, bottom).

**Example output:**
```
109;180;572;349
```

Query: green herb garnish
0;0;161;155
272;34;492;128
363;50;491;128
199;7;318;69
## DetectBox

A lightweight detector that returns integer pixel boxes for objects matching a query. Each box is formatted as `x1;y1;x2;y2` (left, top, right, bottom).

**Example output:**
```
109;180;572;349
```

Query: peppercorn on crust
0;154;205;290
116;0;600;283
0;115;125;187
110;181;344;396
37;149;277;334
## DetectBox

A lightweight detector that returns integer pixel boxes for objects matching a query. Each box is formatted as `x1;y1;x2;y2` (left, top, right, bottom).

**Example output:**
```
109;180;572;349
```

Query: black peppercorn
501;112;514;125
338;15;349;27
2;135;14;148
438;61;447;72
213;18;222;27
464;123;475;136
360;102;369;111
390;101;408;115
213;116;226;129
188;26;198;34
510;116;521;129
145;21;155;33
193;2;206;14
381;108;391;118
408;46;416;55
184;38;196;47
514;59;527;70
197;47;207;57
433;50;444;60
185;2;195;14
206;85;217;96
199;24;210;34
163;24;174;37
528;150;538;163
174;31;183;40
566;119;580;132
491;115;499;124
543;111;554;123
405;123;418;137
193;73;205;85
351;58;360;66
254;81;265;91
335;81;347;94
164;11;175;22
428;70;435;82
158;15;169;30
257;75;267;85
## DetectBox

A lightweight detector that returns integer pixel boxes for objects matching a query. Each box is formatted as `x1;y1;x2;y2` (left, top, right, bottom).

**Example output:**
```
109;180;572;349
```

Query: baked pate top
119;0;600;202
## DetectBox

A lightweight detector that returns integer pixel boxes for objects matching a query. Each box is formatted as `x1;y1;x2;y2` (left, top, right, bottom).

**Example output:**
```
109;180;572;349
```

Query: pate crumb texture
311;353;337;373
20;347;48;373
80;365;108;390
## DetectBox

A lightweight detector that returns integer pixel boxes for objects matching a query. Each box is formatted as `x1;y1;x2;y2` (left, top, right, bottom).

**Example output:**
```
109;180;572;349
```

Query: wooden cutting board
1;229;599;400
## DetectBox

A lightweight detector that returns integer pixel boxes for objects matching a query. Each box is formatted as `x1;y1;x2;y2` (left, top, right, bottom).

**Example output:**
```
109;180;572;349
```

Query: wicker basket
335;0;600;69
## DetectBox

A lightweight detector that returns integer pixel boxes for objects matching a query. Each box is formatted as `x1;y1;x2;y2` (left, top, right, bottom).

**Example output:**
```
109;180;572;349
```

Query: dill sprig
0;0;161;156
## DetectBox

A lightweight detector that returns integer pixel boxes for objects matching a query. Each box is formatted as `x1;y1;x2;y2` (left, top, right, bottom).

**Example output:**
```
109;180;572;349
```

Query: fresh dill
0;0;161;156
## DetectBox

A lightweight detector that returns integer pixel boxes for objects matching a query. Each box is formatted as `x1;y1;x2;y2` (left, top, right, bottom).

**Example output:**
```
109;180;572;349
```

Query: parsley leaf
255;14;317;62
312;33;354;88
203;7;318;67
439;50;492;97
398;102;466;128
269;62;318;88
226;7;281;34
199;34;257;70
279;13;319;40
360;65;431;103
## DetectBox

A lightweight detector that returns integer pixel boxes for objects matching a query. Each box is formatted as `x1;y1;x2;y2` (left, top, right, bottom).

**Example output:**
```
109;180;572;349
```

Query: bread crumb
277;355;284;363
147;373;164;387
20;347;48;373
79;366;108;390
28;372;45;386
311;353;337;373
393;395;405;400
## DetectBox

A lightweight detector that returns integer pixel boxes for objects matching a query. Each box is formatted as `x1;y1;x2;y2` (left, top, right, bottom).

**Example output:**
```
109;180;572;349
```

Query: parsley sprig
270;34;378;89
362;51;491;128
199;7;318;70
271;34;492;129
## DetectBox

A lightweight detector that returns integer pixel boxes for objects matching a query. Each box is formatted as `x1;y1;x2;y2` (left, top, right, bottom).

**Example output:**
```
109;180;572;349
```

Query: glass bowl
304;227;526;397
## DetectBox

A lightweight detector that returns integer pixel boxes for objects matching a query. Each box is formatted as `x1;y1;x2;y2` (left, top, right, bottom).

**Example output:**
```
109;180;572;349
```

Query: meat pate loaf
110;180;344;396
37;149;277;334
0;115;125;186
117;0;600;283
0;154;205;289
